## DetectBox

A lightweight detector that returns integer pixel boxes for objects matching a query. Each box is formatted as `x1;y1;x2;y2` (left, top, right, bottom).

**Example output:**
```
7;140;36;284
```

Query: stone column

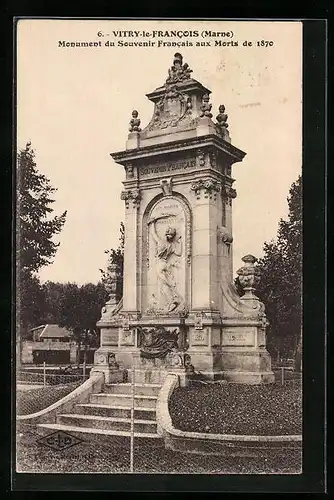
187;175;222;378
222;179;237;281
120;189;141;312
190;177;221;311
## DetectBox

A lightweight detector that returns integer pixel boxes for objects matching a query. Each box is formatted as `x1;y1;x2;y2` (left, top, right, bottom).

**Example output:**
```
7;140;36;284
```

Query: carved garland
120;189;141;209
196;148;207;168
223;184;237;206
196;148;220;173
190;178;221;200
145;194;192;268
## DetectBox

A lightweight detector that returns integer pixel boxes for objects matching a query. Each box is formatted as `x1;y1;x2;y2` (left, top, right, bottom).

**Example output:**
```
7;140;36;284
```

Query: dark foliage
17;143;67;339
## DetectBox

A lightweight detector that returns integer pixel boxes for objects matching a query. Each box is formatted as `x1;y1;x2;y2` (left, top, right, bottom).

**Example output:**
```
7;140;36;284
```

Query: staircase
37;382;163;440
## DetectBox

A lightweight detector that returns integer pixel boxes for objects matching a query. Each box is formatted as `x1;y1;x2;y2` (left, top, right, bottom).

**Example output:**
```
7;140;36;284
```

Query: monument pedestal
184;314;223;378
219;322;275;384
90;347;128;384
130;352;190;387
94;314;193;386
221;348;275;384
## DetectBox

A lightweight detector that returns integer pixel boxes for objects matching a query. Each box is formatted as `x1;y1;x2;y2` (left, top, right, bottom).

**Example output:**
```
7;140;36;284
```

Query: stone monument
92;53;275;384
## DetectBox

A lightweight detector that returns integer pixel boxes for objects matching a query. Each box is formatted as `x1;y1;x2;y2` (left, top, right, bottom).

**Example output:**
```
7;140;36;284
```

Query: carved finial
129;110;141;132
199;94;213;118
166;53;193;84
104;263;119;305
236;255;261;298
174;52;183;67
216;104;229;132
242;254;257;264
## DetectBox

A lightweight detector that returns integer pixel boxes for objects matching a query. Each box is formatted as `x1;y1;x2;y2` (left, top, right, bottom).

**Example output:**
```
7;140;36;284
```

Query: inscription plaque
222;328;255;346
192;327;209;346
140;159;196;177
101;330;119;346
120;328;135;346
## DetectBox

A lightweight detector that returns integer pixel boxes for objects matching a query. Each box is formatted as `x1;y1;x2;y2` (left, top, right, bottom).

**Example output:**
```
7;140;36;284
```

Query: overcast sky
17;19;302;285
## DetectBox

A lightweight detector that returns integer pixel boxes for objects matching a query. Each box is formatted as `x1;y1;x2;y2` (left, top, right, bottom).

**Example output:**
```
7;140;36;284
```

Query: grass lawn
17;381;81;416
169;381;302;436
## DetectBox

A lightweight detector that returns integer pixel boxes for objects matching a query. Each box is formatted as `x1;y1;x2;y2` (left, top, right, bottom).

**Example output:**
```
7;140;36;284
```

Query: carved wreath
146;195;192;268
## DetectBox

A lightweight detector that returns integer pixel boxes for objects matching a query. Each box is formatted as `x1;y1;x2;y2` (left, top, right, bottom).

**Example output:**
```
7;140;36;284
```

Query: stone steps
104;383;161;397
57;413;157;433
37;422;161;439
127;370;168;385
89;393;157;408
36;382;162;441
74;403;156;420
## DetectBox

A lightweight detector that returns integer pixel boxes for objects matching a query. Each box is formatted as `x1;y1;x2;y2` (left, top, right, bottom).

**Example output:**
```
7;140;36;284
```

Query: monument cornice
126;168;234;188
110;134;246;166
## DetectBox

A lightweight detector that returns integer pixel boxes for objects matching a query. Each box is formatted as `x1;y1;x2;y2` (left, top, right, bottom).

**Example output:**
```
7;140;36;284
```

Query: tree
254;175;302;362
16;273;46;340
57;282;108;365
17;142;67;338
99;222;124;303
17;142;67;278
39;281;67;325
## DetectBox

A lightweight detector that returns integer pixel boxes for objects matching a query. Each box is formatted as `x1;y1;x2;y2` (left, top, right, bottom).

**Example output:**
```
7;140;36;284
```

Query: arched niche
141;192;192;315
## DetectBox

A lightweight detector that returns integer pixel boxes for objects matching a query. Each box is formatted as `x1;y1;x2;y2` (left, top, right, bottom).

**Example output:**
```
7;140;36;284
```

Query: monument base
222;370;275;384
94;318;275;386
221;347;275;384
92;343;192;387
91;346;128;384
185;349;222;380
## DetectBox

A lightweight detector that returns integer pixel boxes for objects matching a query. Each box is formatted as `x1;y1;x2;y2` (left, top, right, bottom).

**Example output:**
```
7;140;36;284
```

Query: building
30;324;72;343
21;325;96;365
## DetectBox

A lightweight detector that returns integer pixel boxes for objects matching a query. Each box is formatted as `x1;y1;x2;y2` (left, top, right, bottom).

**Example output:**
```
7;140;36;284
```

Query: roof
30;324;72;340
30;325;46;332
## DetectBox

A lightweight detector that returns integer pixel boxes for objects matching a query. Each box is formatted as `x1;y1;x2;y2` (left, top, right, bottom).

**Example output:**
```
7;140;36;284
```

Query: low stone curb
156;373;302;456
17;371;104;425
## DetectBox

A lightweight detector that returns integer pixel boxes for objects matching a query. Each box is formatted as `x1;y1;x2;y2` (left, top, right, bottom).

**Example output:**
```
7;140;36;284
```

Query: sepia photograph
15;19;304;476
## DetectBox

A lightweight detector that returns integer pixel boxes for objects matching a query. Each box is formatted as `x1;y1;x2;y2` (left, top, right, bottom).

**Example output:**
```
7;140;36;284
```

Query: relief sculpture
148;215;183;313
138;326;179;359
145;197;188;315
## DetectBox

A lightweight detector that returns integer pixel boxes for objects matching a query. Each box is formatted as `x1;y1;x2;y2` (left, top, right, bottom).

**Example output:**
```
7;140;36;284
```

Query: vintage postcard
15;19;306;479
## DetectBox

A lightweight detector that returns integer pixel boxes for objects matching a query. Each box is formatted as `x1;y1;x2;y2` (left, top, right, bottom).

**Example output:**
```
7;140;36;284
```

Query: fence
15;365;302;474
17;365;90;387
16;367;90;417
273;366;302;386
